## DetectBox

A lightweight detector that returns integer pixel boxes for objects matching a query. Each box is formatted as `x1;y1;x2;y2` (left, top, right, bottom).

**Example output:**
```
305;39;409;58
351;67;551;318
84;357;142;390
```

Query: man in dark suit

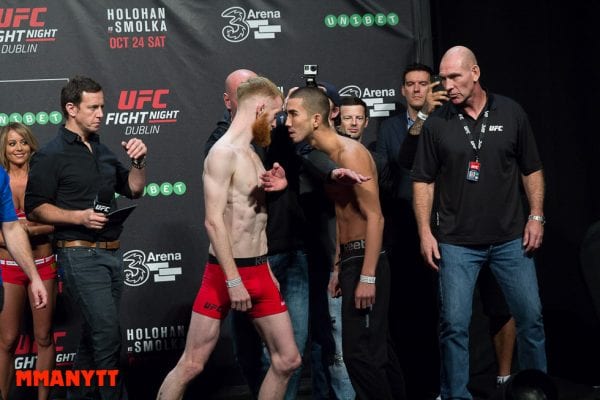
376;63;441;399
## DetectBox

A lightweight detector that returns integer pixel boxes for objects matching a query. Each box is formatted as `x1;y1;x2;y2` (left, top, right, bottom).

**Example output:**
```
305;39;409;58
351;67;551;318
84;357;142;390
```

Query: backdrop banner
0;1;431;397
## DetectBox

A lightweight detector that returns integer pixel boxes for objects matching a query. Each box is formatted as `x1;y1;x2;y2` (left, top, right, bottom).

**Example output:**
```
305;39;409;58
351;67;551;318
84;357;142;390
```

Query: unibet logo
0;111;62;127
144;182;186;197
324;12;398;28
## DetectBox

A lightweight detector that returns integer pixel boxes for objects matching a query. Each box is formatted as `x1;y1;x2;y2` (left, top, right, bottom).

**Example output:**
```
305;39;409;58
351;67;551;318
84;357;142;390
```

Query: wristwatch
528;215;545;225
131;157;146;169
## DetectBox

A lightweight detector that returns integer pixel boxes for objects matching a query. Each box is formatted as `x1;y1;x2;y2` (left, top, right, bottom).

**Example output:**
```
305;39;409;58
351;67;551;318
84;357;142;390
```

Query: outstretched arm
330;168;371;185
299;146;370;185
260;162;287;192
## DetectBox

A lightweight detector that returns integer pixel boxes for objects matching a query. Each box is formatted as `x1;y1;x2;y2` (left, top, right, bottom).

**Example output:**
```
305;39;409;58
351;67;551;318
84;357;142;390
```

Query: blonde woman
0;122;56;400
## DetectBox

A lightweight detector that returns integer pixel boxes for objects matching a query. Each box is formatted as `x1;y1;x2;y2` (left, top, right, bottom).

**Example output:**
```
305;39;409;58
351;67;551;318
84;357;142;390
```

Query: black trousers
339;251;406;400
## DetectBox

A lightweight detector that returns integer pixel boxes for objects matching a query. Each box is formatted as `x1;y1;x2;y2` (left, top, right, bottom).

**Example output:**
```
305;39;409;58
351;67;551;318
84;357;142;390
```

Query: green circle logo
160;182;173;196
324;14;337;28
145;183;160;197
22;112;36;126
49;111;62;125
142;181;187;197
350;14;362;27
0;111;61;126
9;113;22;123
375;13;388;26
36;112;49;125
173;181;186;195
337;14;349;28
324;12;399;28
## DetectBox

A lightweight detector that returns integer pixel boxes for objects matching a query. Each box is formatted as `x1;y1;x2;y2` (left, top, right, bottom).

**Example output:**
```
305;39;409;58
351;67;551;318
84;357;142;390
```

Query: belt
0;254;56;266
55;240;120;250
208;254;268;267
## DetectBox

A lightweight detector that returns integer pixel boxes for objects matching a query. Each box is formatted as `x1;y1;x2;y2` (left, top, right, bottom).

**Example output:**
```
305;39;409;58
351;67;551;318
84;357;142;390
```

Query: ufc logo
0;7;46;28
117;89;169;110
488;125;504;132
15;331;66;355
203;303;223;312
94;205;110;213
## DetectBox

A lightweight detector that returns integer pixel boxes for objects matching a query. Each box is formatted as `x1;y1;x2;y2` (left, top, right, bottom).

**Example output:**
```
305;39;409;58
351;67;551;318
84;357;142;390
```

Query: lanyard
457;107;489;161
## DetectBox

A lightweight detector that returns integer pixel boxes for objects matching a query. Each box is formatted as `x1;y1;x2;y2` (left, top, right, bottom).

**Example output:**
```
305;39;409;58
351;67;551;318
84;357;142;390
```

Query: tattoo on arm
409;117;425;136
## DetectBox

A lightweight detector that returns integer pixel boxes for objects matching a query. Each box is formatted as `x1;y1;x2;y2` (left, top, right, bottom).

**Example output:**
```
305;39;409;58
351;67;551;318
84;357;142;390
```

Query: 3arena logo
339;85;397;118
0;7;58;54
105;89;180;135
123;249;183;287
221;6;281;43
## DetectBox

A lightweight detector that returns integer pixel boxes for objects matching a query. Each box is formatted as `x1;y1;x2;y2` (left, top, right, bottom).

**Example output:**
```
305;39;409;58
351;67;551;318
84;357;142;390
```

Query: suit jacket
375;113;413;202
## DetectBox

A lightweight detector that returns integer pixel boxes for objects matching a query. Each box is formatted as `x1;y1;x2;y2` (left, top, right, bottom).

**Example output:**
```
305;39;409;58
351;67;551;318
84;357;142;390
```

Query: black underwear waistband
339;239;366;258
207;254;268;267
339;239;385;262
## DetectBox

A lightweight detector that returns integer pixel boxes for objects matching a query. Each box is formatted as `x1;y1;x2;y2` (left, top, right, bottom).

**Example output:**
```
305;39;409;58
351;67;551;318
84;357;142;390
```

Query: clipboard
105;204;137;226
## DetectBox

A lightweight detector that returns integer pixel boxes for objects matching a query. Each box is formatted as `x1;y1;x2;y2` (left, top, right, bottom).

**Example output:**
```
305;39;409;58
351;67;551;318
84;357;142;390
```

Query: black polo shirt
25;126;134;241
411;93;543;245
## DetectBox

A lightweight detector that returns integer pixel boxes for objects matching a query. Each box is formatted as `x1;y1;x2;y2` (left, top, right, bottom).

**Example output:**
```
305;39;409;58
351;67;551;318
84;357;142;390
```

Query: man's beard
252;112;272;147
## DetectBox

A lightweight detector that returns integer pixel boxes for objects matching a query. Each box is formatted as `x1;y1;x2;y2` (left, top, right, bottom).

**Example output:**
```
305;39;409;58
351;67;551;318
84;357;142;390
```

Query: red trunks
192;255;287;320
1;255;57;285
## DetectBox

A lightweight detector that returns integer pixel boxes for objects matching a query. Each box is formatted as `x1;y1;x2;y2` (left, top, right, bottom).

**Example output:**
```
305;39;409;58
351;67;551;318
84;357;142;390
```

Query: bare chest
231;150;265;196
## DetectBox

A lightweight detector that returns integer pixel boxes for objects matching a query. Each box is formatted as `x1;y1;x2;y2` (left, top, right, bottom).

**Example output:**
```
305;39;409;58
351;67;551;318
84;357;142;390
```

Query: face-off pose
156;76;301;400
286;87;406;400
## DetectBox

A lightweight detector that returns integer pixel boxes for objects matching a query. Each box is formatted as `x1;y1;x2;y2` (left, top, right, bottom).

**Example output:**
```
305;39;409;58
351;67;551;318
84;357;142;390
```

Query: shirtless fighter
156;77;301;400
285;87;406;400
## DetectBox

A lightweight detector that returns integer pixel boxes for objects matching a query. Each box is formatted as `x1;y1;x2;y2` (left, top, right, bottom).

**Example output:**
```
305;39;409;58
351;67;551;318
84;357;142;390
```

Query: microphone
93;187;113;214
